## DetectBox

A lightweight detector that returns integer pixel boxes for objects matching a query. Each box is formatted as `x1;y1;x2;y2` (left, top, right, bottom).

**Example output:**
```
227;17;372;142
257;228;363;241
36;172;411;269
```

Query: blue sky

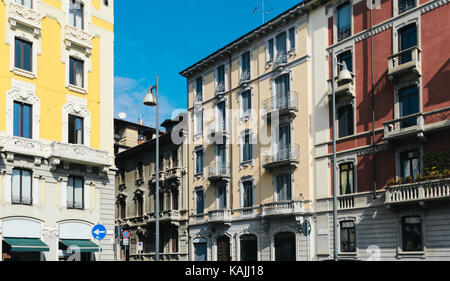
114;0;301;128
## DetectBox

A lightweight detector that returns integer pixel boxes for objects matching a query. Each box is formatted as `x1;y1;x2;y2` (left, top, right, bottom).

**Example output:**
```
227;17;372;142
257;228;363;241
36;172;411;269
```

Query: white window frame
239;49;252;83
239;177;255;208
62;94;91;146
333;1;354;43
193;76;204;104
239;129;255;166
395;144;423;179
215;183;228;210
336;157;358;196
193;106;204;138
238;86;254;121
194;146;205;177
194;187;205;215
9;25;40;79
335;100;356;140
63;0;92;31
65;48;90;94
215;64;227;93
6;79;40;139
265;24;298;67
273;170;294;202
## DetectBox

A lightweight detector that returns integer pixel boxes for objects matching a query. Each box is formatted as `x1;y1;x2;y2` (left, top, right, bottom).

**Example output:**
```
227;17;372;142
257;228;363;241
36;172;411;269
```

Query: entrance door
274;232;296;261
216;236;231;261
240;234;257;261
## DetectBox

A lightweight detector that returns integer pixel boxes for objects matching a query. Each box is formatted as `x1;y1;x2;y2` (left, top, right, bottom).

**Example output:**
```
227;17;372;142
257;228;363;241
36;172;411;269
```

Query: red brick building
310;0;450;260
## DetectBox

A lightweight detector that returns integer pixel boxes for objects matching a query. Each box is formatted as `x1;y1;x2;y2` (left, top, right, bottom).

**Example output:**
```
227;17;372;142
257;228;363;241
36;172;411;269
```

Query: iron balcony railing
399;0;416;14
263;92;299;113
239;69;251;84
263;144;300;167
215;81;225;94
208;164;231;180
274;51;288;67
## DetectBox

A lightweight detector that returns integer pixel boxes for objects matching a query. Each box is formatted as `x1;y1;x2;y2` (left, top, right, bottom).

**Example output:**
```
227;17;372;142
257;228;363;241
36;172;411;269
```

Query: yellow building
180;3;313;261
0;0;114;261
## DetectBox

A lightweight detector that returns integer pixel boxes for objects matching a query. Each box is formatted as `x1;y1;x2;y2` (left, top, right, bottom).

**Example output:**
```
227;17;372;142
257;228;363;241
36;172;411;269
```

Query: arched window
274;232;295;261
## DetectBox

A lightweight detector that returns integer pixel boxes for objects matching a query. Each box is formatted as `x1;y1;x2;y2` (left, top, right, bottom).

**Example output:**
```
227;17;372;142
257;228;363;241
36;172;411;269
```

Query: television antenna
252;0;273;24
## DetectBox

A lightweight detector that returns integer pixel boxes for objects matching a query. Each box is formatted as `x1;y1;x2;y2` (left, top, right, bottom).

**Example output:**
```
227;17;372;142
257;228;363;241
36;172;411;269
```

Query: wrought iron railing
398;0;416;14
263;144;300;166
239;70;251;84
274;52;288;67
338;26;351;41
263;92;299;113
208;164;230;179
215;82;225;94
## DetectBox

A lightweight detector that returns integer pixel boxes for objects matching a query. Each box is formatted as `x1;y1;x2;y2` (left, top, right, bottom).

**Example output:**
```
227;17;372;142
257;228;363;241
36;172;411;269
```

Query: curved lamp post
143;75;160;261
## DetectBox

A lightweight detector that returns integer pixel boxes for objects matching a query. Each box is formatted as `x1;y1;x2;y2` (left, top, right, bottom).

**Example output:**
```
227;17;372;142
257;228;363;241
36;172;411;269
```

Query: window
69;0;84;29
242;131;253;163
194;238;207;261
119;169;126;185
11;169;32;205
195;189;204;215
340;162;355;195
240;234;257;261
267;39;274;62
195;149;204;175
337;51;353;73
217;101;226;131
340;221;356;252
159;193;164;212
337;104;354;138
13;101;32;139
172;190;179;210
195;77;203;103
399;86;419;128
399;24;417;64
398;0;416;14
337;3;351;41
241;90;252;118
67;176;84;209
194;109;203;136
68;115;83;144
171;232;179;253
137;161;143;180
69;57;84;88
118;198;126;219
216;144;226;171
274;232;296;261
171;150;178;168
240;51;251;82
400;150;420;180
402;217;423;252
15;38;32;72
288;27;296;51
136;195;143;217
15;0;32;8
242;180;254;208
216;65;225;93
217;185;227;209
275;74;291;109
275;32;287;63
276;174;292;201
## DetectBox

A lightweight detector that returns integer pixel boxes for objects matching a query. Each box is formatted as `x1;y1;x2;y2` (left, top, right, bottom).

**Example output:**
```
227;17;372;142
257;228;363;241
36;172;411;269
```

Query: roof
114;118;157;133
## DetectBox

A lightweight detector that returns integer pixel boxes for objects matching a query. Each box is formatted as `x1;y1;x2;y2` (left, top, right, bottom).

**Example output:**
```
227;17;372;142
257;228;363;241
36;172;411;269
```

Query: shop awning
60;239;100;253
3;238;50;252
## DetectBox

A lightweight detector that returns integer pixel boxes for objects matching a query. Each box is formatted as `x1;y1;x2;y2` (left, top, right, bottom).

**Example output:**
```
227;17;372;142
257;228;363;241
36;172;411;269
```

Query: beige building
114;114;189;261
180;3;314;261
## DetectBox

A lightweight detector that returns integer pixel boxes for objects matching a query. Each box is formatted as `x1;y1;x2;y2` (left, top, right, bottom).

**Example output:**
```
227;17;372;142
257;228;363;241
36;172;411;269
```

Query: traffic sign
301;220;312;237
123;238;129;246
122;230;130;239
137;242;143;251
92;224;107;241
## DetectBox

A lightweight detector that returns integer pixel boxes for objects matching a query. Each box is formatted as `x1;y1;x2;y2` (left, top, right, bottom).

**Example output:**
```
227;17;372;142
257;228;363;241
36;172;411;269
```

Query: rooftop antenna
252;0;273;24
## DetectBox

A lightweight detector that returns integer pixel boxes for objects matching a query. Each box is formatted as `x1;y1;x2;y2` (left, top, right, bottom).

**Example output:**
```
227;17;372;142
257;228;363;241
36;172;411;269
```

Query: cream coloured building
0;0;115;261
180;3;315;261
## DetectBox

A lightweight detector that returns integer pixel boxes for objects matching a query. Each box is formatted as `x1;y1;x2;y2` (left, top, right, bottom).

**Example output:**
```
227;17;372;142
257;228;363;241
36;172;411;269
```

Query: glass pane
399;25;417;63
76;3;83;29
69;58;75;85
74;178;83;209
15;39;22;69
22;104;31;139
67;177;74;207
338;4;351;41
69;1;75;26
12;169;21;203
23;41;32;72
76;117;83;144
76;60;83;87
21;170;32;204
276;32;287;55
14;102;22;137
289;28;295;50
268;39;274;59
23;0;32;8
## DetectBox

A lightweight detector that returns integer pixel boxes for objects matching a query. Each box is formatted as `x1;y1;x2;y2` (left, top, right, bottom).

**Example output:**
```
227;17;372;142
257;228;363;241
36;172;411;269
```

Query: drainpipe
370;1;377;198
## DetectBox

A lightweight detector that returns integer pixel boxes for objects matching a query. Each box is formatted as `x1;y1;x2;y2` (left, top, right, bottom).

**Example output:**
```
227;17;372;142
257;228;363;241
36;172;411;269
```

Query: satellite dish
118;112;127;120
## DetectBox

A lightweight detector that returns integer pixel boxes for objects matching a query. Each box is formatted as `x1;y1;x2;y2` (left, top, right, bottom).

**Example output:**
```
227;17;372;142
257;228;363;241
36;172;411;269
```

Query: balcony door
399;86;419;128
399;24;417;64
278;122;291;160
216;184;227;210
217;144;226;174
276;174;292;202
275;74;290;109
217;101;226;131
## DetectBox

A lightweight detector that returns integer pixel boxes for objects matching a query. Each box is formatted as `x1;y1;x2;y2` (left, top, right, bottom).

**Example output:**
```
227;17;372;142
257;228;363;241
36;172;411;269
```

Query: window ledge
397;250;425;259
67;84;87;94
12;68;36;79
265;60;274;69
338;252;358;257
194;173;204;179
240;160;254;168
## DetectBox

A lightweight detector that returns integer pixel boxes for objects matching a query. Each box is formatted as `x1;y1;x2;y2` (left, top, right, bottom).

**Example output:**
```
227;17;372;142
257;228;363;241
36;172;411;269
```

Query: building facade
180;4;315;261
0;0;115;261
114;114;189;261
308;0;450;260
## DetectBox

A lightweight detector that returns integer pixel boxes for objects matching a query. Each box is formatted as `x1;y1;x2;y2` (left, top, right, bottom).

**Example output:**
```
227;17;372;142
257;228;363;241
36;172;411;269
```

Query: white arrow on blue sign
92;224;107;241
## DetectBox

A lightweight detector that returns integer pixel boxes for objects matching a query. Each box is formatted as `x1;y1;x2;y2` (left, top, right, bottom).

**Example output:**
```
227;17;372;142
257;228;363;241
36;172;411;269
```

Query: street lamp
143;75;160;261
330;51;353;262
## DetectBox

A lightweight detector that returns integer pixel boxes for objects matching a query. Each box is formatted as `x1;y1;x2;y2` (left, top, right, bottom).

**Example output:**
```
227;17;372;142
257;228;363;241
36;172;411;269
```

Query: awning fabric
3;238;50;252
60;239;100;253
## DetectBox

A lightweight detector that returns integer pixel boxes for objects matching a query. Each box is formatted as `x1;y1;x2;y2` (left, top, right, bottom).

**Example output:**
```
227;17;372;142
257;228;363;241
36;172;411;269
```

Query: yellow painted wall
0;2;104;150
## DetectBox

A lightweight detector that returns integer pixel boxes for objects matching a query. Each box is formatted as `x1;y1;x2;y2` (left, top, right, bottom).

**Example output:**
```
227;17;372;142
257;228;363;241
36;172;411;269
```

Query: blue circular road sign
122;230;130;239
301;220;312;237
92;224;107;241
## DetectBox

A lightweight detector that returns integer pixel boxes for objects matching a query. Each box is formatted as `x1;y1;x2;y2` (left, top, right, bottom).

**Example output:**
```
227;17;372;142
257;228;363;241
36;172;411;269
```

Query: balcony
207;120;229;139
262;92;299;119
208;164;231;182
166;167;182;182
145;210;188;223
215;82;226;95
261;200;303;217
262;144;300;170
8;1;41;32
388;46;422;83
383;113;426;143
239;70;251;86
273;52;288;69
208;209;232;224
237;206;258;218
385;179;450;206
150;172;166;185
327;73;356;103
